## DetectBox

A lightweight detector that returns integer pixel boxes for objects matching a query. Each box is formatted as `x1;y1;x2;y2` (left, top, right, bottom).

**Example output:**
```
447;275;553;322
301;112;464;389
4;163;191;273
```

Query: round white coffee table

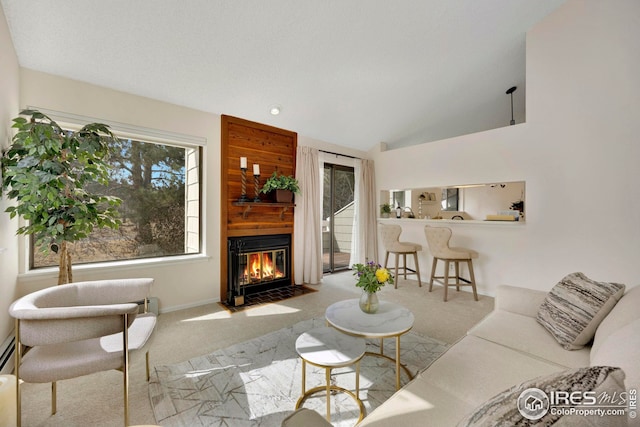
295;326;366;422
325;298;415;390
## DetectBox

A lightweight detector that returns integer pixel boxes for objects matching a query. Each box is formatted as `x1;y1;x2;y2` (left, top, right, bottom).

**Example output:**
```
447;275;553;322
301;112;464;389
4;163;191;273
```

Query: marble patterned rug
149;317;448;427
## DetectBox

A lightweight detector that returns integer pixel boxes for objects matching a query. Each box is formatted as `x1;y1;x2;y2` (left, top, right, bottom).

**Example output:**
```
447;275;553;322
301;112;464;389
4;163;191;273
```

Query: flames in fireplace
242;249;286;284
228;234;292;305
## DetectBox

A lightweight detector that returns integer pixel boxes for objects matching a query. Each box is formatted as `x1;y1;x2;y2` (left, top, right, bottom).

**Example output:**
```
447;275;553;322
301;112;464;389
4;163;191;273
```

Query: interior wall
371;0;640;295
16;69;222;312
0;3;20;344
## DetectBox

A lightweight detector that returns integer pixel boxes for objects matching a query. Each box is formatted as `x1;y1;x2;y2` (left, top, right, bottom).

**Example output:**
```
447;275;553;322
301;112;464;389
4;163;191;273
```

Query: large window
32;134;201;269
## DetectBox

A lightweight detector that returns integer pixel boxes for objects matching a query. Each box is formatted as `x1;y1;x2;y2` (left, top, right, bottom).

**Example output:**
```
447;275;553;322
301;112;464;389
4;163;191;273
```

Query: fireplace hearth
227;234;292;306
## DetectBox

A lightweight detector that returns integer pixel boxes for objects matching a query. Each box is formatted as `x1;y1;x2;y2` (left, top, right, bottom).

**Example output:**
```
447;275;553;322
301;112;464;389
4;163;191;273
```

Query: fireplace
227;234;292;305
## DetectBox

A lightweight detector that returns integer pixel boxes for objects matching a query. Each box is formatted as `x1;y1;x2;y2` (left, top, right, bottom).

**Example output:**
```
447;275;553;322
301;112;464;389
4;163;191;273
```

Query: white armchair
9;278;157;427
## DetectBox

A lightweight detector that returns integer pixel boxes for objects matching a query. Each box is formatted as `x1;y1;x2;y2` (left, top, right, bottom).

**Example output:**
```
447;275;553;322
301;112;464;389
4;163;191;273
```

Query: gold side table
295;327;366;423
325;299;415;391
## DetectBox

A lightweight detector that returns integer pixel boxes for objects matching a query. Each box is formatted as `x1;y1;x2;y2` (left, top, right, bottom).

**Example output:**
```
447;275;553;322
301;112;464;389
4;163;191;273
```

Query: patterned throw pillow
458;366;627;427
536;272;625;350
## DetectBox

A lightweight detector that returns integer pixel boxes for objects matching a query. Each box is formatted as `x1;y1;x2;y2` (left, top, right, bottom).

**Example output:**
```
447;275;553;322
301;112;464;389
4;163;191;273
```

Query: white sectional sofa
284;279;640;426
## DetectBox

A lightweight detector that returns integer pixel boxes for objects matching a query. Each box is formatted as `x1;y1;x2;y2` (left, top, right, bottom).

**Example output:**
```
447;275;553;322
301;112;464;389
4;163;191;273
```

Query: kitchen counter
378;217;525;226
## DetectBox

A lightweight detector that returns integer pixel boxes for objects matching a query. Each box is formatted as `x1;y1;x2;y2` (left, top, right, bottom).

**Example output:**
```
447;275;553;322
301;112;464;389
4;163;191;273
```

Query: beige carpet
17;272;494;426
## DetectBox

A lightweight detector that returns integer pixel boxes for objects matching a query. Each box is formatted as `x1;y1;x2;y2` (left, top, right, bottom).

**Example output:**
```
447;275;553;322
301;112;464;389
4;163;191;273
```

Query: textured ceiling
1;0;565;151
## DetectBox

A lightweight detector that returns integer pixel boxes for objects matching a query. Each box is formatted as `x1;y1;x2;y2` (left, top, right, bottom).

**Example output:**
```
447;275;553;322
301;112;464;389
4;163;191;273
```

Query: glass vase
359;290;379;314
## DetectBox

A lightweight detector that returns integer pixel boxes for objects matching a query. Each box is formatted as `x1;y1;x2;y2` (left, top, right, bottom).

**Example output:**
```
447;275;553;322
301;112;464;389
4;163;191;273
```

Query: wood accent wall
220;115;297;301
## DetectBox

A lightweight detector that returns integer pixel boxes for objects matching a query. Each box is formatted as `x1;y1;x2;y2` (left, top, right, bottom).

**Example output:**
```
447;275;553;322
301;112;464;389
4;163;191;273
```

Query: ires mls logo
518;388;550;420
517;387;635;421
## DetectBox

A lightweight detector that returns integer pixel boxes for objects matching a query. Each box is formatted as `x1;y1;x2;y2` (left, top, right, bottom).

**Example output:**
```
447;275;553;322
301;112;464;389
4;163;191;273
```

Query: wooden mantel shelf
233;201;295;220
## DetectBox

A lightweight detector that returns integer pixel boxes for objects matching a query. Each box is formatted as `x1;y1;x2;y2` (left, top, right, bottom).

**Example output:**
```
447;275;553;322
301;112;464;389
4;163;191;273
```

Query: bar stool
424;225;479;302
379;224;422;288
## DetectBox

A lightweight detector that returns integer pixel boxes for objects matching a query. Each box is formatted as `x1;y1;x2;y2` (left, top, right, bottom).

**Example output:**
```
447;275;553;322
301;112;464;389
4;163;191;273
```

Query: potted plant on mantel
260;171;300;203
1;109;122;285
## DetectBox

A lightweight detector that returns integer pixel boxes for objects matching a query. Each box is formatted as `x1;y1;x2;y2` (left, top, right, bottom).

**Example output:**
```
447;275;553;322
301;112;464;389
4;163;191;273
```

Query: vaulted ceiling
1;0;566;151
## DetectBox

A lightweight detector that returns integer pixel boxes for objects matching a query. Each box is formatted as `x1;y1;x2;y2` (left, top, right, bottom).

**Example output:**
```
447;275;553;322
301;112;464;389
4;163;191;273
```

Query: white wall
16;69;221;312
0;4;20;346
372;0;640;295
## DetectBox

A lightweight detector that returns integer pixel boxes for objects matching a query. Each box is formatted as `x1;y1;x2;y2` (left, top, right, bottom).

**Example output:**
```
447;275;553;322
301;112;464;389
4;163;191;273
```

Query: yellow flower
375;268;390;283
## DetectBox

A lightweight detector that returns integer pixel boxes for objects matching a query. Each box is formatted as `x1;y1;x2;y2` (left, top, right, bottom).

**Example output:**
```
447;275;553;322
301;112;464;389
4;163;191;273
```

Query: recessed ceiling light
269;105;282;115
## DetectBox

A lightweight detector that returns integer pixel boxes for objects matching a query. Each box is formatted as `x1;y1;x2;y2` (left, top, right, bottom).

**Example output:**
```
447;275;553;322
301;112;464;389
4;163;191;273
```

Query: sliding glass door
322;164;355;273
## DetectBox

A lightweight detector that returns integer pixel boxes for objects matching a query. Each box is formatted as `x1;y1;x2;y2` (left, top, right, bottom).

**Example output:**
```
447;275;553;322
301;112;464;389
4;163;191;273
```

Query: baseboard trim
158;297;219;314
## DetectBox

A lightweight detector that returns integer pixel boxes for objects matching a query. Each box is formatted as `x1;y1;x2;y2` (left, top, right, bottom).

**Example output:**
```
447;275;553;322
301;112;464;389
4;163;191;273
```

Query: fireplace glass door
240;248;287;285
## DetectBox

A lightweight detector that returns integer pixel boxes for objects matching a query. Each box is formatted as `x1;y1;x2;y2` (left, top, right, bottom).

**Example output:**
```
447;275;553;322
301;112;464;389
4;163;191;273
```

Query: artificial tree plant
1;109;122;285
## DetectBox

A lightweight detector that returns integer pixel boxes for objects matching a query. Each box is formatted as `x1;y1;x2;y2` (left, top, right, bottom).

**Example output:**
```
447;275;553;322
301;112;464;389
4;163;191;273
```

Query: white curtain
293;146;322;284
350;158;378;265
